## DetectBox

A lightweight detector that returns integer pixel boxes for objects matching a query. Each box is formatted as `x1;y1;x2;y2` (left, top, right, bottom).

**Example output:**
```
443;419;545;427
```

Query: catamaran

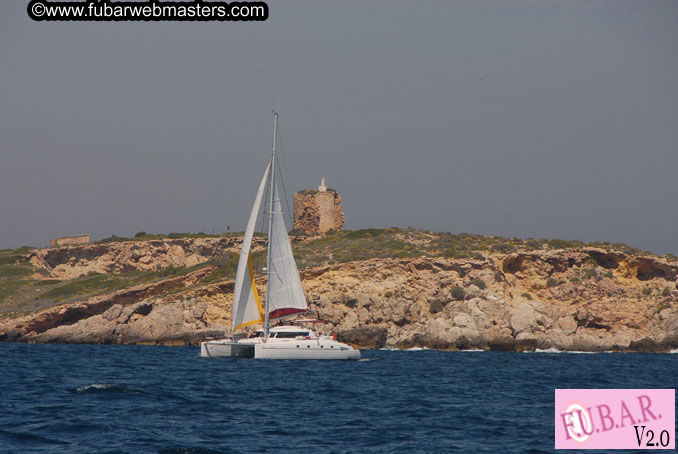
200;112;360;360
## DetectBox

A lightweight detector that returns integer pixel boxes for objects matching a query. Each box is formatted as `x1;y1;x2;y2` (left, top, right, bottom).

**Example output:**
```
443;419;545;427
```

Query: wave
378;346;431;351
158;447;229;454
0;428;70;446
524;349;607;354
71;383;144;395
461;349;485;352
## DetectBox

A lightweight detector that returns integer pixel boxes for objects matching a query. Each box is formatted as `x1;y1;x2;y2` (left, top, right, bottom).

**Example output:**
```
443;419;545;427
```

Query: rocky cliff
1;233;677;351
28;237;260;279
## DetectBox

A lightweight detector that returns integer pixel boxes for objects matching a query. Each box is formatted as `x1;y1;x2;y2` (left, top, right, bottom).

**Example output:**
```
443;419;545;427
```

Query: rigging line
253;160;271;276
276;157;294;229
275;116;295;228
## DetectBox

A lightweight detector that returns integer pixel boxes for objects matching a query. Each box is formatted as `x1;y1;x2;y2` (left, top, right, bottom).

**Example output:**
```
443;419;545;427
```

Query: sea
0;344;675;454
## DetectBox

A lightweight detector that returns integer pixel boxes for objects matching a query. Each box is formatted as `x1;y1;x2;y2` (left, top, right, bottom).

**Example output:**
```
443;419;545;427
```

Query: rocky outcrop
0;267;226;345
338;326;387;348
27;237;264;279
296;250;677;352
2;246;677;351
27;299;225;346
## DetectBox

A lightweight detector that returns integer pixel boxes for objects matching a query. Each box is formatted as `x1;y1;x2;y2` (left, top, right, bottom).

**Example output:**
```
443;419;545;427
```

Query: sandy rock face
299;252;678;352
337;326;387;348
29;237;253;279
0;268;226;345
2;246;678;351
27;298;225;345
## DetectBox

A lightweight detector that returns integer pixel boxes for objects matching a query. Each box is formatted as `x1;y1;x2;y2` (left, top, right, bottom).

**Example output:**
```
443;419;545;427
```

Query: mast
264;111;278;339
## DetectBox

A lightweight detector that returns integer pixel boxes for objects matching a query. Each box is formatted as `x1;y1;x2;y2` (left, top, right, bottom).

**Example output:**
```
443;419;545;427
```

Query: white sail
231;161;271;333
267;182;308;320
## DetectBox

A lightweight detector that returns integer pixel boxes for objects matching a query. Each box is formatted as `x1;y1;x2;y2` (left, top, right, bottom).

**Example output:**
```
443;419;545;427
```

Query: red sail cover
269;307;308;321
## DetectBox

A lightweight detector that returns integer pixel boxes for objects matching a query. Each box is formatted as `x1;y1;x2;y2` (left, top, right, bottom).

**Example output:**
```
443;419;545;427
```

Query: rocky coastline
1;236;677;352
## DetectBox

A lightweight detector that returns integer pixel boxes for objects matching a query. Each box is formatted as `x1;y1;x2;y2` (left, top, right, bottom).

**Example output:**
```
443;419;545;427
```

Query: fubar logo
555;389;675;450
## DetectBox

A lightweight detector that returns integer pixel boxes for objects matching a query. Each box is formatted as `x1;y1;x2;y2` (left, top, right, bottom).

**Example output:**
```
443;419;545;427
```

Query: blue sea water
0;344;675;454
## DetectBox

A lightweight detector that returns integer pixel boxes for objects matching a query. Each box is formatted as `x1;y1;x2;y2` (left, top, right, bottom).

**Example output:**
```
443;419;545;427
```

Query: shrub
546;277;559;287
547;239;580;249
134;231;147;238
494;271;503;282
569;277;580;284
525;239;544;250
657;301;670;313
451;285;465;301
288;229;310;237
99;234;130;243
490;243;514;253
661;287;671;297
0;255;18;266
201;253;240;284
521;292;532;300
343;229;386;239
429;300;445;314
471;252;485;261
470;278;486;290
642;287;652;296
583;268;597;279
0;265;33;278
604;271;613;279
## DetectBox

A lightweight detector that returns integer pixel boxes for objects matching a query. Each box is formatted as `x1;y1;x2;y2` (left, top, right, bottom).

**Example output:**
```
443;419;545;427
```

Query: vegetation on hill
1;228;674;320
97;231;245;244
0;246;210;318
291;228;654;269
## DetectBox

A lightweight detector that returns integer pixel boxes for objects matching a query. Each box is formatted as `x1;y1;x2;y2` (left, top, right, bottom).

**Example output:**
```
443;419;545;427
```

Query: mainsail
267;181;308;320
231;161;271;333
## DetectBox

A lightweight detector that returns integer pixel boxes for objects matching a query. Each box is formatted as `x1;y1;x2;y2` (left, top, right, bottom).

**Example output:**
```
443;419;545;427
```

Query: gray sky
1;1;677;254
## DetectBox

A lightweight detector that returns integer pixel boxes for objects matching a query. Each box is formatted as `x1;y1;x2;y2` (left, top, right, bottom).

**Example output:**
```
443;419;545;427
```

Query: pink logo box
555;389;675;449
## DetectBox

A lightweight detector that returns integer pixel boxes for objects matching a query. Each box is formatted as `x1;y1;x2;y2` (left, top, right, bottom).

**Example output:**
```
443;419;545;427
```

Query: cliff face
302;250;678;352
28;237;265;279
2;241;677;352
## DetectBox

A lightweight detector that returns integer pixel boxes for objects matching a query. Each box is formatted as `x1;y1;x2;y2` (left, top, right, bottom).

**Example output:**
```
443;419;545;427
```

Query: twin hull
200;339;360;360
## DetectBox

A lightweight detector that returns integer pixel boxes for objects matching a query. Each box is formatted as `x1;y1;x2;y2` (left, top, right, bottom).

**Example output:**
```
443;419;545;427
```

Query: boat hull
254;339;360;360
200;341;255;358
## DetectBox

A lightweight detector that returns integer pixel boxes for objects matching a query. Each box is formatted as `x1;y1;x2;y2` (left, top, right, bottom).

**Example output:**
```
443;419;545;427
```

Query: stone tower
293;179;345;234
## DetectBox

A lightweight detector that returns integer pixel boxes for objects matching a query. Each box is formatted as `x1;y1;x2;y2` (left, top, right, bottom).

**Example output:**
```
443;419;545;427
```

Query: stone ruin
50;234;90;248
293;178;345;234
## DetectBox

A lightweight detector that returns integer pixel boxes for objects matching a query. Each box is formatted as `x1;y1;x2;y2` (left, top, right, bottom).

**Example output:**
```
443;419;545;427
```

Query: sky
1;1;677;254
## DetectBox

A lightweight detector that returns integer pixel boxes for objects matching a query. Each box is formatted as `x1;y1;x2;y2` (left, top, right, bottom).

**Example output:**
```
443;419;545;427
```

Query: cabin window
273;331;310;339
